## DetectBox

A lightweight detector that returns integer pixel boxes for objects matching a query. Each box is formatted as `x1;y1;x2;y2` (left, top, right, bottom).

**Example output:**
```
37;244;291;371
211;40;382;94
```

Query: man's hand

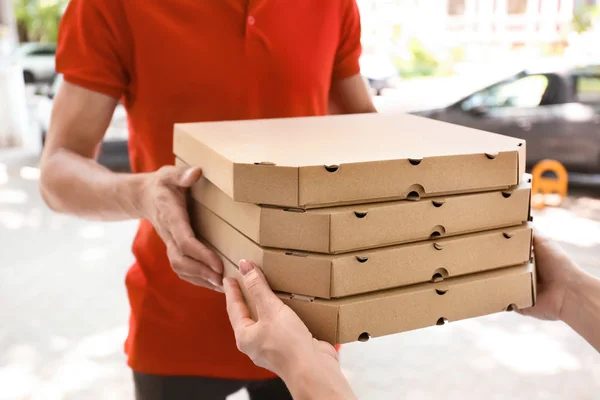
224;260;357;400
139;166;224;291
518;233;579;320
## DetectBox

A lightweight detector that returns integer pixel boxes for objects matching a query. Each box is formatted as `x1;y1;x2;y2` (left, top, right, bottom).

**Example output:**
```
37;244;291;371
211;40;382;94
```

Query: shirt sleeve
332;0;362;82
56;0;132;99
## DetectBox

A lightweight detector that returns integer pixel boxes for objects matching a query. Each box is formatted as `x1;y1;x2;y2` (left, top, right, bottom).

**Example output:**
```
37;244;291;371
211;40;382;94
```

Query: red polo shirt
56;0;361;379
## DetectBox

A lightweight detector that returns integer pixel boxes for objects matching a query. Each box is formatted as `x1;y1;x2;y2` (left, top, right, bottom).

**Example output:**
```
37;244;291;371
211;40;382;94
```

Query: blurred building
358;0;599;64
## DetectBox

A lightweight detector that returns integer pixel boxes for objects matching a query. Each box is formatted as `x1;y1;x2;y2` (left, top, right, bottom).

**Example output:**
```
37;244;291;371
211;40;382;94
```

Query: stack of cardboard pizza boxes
174;113;535;345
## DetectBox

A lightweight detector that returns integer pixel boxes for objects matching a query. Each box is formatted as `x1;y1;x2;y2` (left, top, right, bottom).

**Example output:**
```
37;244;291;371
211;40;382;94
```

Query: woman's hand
517;233;580;321
224;260;357;400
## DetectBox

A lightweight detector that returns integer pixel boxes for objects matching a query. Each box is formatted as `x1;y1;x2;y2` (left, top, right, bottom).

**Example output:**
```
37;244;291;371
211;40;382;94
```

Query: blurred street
1;148;599;400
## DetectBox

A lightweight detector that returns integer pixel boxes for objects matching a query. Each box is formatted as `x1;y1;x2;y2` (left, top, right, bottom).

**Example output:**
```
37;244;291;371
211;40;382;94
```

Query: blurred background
0;0;599;399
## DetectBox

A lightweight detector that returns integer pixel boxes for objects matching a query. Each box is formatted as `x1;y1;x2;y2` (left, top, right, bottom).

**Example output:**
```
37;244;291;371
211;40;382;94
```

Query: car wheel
23;71;35;84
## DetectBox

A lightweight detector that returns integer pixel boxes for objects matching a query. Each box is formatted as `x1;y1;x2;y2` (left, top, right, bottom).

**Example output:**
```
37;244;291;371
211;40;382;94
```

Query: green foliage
395;38;449;79
13;0;67;43
572;5;600;34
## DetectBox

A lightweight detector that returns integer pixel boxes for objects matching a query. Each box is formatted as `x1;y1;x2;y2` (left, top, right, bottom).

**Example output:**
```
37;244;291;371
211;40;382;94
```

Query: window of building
448;0;466;15
507;0;528;14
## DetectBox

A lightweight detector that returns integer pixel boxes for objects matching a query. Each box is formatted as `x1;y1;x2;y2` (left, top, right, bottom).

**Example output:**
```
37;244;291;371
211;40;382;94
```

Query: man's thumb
177;167;203;188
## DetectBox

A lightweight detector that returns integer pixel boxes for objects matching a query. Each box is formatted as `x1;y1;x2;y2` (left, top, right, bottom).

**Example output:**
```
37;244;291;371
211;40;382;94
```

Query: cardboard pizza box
174;113;525;208
222;257;536;345
184;159;532;254
193;200;533;298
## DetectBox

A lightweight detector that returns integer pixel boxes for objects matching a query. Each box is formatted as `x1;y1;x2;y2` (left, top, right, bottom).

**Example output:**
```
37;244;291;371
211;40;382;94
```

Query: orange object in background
531;160;568;210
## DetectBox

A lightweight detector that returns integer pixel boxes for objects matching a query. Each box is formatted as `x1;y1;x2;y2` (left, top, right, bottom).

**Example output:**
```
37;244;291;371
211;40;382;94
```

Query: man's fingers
239;260;280;316
166;210;224;274
224;278;254;331
169;248;223;286
165;200;224;274
179;273;224;292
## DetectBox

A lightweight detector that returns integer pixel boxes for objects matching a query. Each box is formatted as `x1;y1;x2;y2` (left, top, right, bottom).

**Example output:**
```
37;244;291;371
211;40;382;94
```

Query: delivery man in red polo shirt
39;0;376;398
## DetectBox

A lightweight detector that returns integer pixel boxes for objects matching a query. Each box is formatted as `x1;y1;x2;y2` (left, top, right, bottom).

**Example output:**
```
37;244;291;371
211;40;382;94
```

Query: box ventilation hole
485;152;498;159
435;288;448;295
354;211;368;218
429;225;446;239
436;317;449;326
407;191;421;201
283;208;306;213
502;191;513;198
406;183;425;201
253;161;276;166
356;256;369;263
285;251;308;258
503;232;514;239
432;200;445;208
431;268;449;282
408;158;422;166
433;242;443;251
506;303;518;312
358;332;371;342
518;142;523;147
324;165;339;173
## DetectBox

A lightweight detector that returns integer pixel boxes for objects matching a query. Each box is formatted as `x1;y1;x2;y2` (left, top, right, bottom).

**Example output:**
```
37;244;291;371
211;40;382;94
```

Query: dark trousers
133;371;293;400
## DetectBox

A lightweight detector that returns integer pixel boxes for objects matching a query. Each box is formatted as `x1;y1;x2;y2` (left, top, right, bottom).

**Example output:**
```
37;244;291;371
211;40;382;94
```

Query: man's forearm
40;149;147;221
561;270;600;352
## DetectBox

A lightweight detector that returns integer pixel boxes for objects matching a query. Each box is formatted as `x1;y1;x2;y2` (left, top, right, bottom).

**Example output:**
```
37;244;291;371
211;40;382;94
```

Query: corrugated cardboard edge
233;163;299;207
518;142;526;185
260;207;332;253
174;125;235;199
191;200;335;298
177;157;264;243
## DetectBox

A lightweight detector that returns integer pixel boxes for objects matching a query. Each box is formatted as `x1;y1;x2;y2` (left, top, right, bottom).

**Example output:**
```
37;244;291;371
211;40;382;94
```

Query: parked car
18;43;57;84
414;64;600;174
34;74;130;169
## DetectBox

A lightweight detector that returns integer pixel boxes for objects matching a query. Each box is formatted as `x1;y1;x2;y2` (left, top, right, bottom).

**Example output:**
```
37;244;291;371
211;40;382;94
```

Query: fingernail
183;168;194;179
239;259;254;276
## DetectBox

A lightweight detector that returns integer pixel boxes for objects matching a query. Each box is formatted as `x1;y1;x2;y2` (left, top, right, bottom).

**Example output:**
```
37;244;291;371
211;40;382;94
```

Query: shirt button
247;15;256;25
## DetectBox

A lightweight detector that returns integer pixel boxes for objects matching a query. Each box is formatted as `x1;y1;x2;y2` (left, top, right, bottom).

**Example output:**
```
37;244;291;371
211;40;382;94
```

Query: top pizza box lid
174;113;526;208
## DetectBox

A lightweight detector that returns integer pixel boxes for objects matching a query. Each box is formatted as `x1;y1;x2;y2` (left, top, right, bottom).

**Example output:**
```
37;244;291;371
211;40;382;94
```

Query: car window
462;74;549;111
29;48;56;56
575;75;600;103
